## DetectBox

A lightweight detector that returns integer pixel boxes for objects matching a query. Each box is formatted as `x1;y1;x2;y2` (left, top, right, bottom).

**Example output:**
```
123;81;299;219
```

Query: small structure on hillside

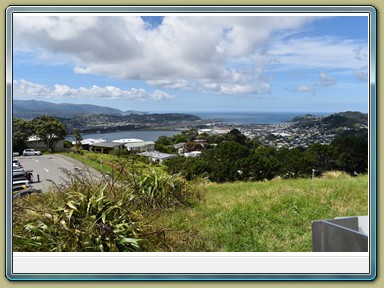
125;141;155;152
137;151;177;164
184;151;202;157
27;135;64;151
112;138;144;144
72;138;107;151
89;142;125;154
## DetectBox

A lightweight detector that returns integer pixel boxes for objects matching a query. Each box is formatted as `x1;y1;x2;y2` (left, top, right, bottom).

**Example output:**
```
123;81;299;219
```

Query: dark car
13;187;41;198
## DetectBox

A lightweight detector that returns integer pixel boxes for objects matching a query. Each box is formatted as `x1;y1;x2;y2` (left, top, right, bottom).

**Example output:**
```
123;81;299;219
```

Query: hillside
13;100;133;119
60;112;201;133
144;174;368;252
290;111;368;140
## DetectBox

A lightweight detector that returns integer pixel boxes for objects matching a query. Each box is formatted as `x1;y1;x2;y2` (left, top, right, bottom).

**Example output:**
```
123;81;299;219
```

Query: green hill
144;174;368;252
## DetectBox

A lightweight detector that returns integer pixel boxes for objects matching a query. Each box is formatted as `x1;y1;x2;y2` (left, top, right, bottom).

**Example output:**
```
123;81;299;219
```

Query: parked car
13;187;41;198
13;159;22;168
23;149;42;156
13;152;19;157
13;179;31;192
13;170;34;183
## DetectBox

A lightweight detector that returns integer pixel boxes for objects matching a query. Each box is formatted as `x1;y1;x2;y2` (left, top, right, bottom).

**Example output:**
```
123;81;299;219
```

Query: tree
203;141;250;182
72;128;83;154
278;147;314;178
240;145;279;181
330;136;368;174
156;135;172;146
13;117;32;154
181;128;198;142
225;129;247;145
31;116;67;152
307;143;333;173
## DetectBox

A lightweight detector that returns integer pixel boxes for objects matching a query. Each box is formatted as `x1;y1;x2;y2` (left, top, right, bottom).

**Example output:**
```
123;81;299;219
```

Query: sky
12;13;370;113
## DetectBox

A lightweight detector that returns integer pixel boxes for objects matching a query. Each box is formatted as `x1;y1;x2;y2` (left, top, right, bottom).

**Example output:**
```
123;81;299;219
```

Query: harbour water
193;111;328;125
67;111;330;142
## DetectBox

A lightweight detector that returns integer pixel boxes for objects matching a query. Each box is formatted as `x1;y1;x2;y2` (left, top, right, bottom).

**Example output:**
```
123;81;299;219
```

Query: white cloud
13;15;315;95
269;36;368;73
13;15;368;97
319;71;337;87
290;71;337;94
13;79;175;101
296;84;316;94
13;79;50;96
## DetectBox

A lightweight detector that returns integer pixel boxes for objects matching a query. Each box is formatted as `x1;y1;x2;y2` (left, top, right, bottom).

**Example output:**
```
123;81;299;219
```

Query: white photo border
5;5;377;281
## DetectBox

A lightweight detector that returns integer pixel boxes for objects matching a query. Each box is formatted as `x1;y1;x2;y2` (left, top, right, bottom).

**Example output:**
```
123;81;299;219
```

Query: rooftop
137;151;177;160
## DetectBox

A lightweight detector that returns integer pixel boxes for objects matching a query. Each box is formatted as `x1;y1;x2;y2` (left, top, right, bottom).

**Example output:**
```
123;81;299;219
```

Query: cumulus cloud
290;71;337;94
13;15;315;95
13;79;50;96
13;15;368;97
319;71;337;87
289;84;316;94
13;79;175;101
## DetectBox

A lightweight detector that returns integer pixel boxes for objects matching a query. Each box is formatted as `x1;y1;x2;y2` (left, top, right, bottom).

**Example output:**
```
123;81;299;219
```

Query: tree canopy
13;117;32;154
30;116;67;152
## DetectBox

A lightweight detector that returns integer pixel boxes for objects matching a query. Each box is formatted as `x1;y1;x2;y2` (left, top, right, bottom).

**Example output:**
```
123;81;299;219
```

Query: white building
125;141;155;152
27;135;64;151
113;138;144;144
184;151;202;157
137;151;177;164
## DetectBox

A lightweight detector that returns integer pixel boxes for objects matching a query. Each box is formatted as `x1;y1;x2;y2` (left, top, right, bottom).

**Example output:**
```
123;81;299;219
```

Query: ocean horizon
190;111;330;125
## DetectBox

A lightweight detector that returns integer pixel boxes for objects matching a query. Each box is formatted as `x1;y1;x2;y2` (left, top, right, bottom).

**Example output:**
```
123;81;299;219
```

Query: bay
66;111;330;142
193;111;329;125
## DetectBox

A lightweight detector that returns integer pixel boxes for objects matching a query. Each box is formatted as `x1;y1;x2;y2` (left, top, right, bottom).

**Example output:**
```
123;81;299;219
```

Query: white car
23;149;42;156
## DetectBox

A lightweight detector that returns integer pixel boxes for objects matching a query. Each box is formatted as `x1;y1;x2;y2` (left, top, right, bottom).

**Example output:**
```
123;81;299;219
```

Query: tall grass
13;151;368;252
142;174;368;252
13;159;203;252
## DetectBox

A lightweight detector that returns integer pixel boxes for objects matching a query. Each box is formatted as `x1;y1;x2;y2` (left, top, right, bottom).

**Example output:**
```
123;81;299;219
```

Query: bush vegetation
162;131;368;182
13;157;203;252
142;174;368;252
12;128;369;252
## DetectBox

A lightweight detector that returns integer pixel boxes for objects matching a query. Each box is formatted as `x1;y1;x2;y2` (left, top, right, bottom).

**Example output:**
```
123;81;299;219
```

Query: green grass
15;151;369;252
142;174;368;252
61;151;114;174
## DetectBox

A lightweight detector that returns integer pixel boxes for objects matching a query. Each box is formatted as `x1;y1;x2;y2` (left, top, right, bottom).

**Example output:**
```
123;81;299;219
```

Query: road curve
15;154;103;192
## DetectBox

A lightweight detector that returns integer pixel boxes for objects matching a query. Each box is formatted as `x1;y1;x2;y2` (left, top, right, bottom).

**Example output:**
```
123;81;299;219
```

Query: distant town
14;100;368;151
205;112;368;149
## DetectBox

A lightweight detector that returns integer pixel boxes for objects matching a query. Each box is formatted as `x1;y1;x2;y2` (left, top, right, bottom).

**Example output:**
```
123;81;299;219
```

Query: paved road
15;154;102;192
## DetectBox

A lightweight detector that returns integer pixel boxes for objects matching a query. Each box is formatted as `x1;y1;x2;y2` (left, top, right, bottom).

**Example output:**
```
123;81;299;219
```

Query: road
15;154;102;192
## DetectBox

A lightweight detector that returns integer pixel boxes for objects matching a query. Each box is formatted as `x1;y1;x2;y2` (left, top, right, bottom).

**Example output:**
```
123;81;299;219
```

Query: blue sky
12;14;369;113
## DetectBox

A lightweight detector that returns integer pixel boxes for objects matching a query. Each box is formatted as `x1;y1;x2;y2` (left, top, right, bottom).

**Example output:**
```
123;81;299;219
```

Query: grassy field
142;173;368;252
14;150;368;252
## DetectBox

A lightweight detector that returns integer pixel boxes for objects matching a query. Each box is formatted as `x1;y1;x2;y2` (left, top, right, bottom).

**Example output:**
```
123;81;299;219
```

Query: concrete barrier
312;216;368;252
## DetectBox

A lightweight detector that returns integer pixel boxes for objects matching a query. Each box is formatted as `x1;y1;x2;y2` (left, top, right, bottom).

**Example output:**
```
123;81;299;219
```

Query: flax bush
13;168;141;252
13;160;203;252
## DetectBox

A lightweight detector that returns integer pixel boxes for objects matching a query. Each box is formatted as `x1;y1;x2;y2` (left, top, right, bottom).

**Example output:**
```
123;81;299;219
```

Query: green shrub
13;161;203;252
13;169;141;252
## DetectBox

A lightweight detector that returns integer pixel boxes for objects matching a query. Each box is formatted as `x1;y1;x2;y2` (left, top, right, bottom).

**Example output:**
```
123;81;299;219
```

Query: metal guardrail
312;216;368;252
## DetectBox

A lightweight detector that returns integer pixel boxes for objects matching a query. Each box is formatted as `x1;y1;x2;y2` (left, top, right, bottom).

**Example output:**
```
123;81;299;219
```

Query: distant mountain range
13;100;146;119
